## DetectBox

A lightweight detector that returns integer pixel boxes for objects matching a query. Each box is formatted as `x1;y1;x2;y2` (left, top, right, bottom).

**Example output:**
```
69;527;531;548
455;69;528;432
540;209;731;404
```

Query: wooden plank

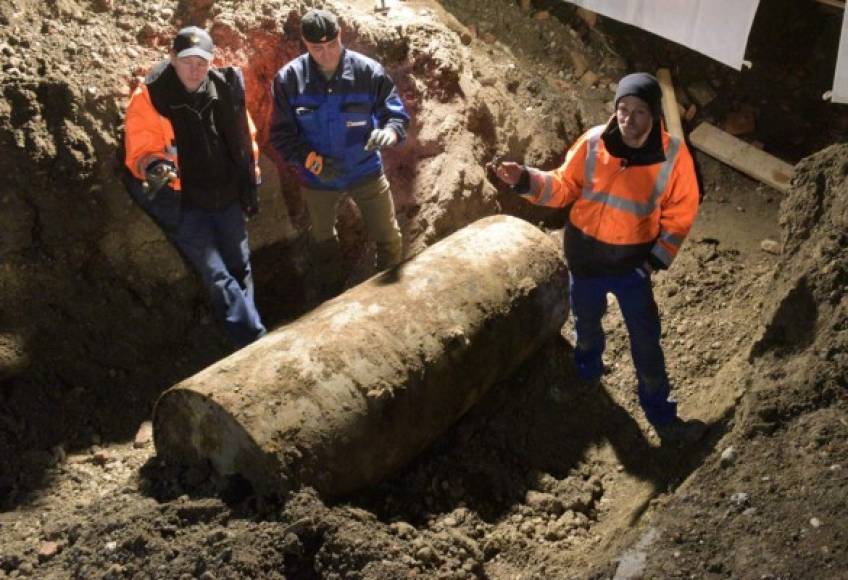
689;122;794;193
815;0;844;9
657;68;683;139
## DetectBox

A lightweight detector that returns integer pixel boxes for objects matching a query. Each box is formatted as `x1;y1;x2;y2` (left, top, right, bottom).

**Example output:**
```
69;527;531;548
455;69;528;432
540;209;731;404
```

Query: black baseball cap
173;26;214;61
301;9;339;43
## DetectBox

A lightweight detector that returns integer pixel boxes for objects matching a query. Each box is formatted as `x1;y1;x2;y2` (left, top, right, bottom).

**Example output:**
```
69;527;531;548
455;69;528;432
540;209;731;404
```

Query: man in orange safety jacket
491;72;704;444
123;26;265;348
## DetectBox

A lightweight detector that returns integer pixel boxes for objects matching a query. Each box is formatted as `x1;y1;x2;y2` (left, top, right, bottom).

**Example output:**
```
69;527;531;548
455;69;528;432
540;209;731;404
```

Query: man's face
616;95;654;147
304;36;342;72
170;54;211;93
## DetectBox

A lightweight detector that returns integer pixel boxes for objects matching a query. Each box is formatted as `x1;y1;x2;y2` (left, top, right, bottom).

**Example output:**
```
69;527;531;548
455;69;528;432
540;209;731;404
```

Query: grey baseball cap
173;26;214;60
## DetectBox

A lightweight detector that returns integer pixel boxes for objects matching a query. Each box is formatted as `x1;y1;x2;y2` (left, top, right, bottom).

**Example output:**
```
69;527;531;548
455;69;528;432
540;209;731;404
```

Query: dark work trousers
128;181;266;348
569;269;678;426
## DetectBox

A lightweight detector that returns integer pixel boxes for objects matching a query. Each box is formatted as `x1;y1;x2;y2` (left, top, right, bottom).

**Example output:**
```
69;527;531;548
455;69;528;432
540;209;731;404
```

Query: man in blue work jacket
270;8;410;294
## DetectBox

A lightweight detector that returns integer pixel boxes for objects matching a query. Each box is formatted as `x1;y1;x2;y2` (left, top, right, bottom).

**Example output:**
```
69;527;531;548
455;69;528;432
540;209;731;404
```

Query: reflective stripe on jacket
269;49;410;190
124;65;260;197
523;123;699;276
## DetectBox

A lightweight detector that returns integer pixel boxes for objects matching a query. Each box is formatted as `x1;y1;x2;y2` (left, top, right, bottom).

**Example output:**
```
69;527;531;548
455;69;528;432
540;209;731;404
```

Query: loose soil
1;0;846;579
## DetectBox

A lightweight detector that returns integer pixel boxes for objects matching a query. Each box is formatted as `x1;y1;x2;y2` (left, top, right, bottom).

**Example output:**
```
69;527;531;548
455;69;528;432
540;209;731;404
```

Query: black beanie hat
614;73;662;120
301;9;339;43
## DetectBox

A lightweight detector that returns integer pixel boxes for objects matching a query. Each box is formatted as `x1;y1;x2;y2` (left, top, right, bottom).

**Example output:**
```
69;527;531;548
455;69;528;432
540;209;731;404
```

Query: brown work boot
654;418;707;447
375;245;402;271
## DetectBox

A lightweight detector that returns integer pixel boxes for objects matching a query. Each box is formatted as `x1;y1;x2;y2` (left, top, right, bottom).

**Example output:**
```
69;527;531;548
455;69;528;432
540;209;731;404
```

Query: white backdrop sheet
565;0;760;70
833;8;848;104
567;0;848;105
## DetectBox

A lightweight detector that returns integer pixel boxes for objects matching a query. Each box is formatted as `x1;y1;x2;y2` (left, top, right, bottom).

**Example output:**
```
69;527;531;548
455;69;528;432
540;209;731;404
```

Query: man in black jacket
124;27;266;348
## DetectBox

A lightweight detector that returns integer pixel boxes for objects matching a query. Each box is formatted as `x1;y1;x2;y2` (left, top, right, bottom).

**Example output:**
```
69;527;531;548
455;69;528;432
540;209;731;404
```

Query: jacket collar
600;115;666;166
197;76;217;100
304;48;355;85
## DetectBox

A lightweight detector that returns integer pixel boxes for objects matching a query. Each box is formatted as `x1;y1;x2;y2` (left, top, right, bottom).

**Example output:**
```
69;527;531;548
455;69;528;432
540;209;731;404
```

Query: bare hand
488;160;524;186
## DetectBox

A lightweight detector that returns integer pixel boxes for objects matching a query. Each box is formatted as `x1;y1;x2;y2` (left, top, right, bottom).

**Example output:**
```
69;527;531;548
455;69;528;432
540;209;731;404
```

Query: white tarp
833;8;848;104
565;0;760;70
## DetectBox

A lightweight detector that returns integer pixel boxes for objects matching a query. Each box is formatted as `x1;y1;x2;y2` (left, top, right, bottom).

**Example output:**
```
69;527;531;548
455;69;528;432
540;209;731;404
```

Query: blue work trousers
569;270;677;426
128;181;266;348
171;202;266;348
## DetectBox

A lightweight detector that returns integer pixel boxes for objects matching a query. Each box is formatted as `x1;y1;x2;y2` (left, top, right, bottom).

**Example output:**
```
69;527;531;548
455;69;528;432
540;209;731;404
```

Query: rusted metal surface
153;215;569;497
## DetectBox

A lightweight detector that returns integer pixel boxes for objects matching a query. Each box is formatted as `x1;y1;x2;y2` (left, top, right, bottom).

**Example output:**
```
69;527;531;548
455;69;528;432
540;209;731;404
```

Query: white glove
365;127;398;151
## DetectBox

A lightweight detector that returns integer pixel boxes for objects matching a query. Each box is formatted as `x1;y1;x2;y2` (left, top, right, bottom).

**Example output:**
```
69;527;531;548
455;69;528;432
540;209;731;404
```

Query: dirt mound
616;144;848;580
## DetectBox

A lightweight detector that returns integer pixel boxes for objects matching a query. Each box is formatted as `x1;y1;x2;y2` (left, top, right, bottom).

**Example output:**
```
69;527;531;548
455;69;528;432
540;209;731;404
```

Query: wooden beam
815;0;845;9
689;122;794;193
657;68;684;140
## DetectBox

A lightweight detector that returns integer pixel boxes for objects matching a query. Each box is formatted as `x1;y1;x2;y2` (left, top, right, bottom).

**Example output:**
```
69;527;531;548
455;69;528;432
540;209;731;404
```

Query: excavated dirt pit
1;0;846;578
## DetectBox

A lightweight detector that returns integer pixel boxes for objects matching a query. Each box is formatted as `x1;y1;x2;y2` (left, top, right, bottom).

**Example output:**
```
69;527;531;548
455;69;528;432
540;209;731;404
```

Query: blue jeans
128;181;266;348
569;270;677;426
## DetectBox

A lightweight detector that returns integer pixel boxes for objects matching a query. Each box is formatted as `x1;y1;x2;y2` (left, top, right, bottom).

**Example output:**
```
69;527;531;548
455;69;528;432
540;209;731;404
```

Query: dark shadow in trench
349;336;717;527
0;245;236;511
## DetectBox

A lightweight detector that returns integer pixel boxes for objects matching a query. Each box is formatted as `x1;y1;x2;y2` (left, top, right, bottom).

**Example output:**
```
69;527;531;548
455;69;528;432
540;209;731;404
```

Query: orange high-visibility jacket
523;123;699;276
124;67;260;193
124;83;179;182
